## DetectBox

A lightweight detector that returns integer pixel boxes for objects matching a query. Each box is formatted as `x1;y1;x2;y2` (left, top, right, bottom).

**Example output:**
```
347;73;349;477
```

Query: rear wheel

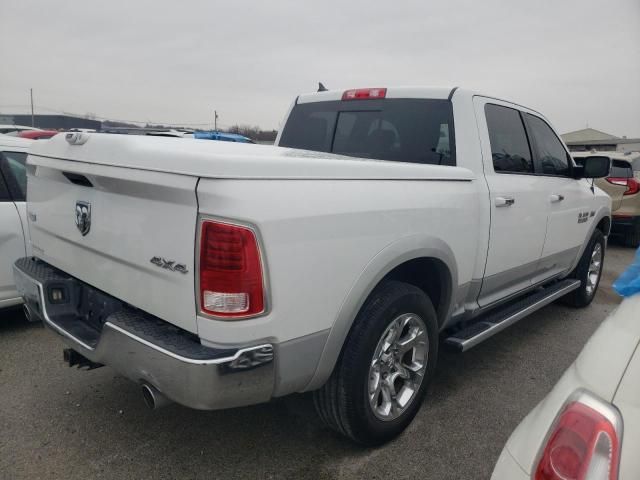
563;229;605;308
313;281;438;445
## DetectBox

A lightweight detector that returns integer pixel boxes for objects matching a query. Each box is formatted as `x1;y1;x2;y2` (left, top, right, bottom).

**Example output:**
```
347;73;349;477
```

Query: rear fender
302;234;457;391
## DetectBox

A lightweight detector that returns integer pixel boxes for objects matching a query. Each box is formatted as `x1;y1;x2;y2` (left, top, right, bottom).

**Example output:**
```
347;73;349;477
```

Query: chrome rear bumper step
13;257;276;410
445;279;581;352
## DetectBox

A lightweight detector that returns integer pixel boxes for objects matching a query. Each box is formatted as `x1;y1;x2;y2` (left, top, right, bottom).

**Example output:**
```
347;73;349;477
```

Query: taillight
342;88;387;101
606;177;640;195
626;178;640;195
535;390;622;480
199;220;265;318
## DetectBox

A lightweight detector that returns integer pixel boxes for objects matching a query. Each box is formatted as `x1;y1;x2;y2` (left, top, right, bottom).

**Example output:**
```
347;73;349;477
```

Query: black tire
563;229;605;308
624;225;640;248
313;280;438;445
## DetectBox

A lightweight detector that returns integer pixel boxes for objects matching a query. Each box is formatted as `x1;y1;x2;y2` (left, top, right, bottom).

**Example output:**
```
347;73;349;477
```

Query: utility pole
30;88;35;127
214;110;218;132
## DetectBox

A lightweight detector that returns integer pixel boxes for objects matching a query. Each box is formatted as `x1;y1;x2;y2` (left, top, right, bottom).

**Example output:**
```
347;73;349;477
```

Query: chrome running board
445;279;581;352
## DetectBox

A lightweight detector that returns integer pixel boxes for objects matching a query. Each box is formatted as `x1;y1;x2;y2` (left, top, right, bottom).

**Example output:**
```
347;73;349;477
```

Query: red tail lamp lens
199;221;264;318
535;400;621;480
606;177;640;195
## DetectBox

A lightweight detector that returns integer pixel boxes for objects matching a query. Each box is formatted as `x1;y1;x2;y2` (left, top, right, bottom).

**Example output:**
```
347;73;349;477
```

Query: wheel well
381;257;452;327
596;217;611;236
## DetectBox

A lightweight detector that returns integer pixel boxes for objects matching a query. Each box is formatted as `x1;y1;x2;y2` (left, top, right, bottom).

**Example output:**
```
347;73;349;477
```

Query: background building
0;113;101;130
562;128;640;153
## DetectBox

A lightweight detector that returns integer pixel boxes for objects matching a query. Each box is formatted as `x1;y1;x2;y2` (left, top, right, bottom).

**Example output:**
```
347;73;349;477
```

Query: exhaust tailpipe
141;384;172;410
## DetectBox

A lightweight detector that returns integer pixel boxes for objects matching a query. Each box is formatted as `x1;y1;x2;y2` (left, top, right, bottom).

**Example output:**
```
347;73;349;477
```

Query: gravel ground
0;244;634;480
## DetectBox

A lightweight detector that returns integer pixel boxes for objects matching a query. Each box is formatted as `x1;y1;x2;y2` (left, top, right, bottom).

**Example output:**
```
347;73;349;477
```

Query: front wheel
313;281;438;445
563;229;605;308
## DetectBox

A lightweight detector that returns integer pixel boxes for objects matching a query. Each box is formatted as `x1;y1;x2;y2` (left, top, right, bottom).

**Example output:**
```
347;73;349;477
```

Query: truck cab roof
297;86;457;104
294;86;546;119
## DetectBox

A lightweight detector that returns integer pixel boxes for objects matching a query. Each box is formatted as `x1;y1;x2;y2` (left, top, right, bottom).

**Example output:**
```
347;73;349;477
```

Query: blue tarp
193;131;253;143
613;247;640;297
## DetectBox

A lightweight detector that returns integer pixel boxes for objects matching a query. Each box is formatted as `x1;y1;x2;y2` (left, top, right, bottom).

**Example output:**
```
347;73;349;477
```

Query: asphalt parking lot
0;243;634;480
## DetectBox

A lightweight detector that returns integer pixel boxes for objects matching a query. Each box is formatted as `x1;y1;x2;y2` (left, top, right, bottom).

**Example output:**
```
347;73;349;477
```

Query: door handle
495;196;515;207
549;194;565;203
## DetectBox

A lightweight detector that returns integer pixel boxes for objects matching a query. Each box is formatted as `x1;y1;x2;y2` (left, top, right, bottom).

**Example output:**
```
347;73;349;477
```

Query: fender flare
303;234;458;391
567;206;611;274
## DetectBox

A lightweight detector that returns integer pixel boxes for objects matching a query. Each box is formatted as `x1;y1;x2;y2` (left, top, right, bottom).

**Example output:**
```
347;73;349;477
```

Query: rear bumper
611;214;640;233
491;448;529;479
13;257;275;410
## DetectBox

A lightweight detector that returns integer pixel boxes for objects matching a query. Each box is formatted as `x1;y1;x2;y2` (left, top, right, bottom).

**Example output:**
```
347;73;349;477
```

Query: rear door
474;98;548;306
522;113;595;280
0;150;27;306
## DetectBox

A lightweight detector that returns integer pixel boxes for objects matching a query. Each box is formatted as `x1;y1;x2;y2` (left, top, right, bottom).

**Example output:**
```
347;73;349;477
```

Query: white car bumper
491;447;529;479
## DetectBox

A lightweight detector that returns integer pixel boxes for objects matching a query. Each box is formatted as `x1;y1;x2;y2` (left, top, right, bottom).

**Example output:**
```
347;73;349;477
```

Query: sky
1;0;639;135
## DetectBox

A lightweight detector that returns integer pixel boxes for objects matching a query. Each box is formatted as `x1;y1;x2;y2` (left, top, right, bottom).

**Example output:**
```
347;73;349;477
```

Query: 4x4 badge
150;256;189;274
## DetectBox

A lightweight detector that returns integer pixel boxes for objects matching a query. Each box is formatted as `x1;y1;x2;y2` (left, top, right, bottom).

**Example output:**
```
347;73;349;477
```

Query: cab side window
485;104;533;174
524;114;571;177
0;167;10;201
0;151;27;202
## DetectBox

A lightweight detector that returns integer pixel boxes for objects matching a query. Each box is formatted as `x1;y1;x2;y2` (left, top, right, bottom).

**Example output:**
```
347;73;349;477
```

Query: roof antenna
317;82;328;92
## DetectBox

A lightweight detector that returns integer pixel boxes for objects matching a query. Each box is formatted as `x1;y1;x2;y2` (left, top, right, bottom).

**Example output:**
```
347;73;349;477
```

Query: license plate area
13;258;124;348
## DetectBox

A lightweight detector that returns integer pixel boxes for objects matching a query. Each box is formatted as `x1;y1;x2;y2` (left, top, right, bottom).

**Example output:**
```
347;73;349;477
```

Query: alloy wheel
368;313;429;421
585;242;603;297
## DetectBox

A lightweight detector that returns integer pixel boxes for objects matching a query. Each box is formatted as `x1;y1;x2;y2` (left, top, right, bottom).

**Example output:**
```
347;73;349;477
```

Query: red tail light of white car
534;389;622;480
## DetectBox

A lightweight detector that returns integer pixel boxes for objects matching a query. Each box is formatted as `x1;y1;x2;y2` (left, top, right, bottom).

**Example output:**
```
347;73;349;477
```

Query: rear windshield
279;99;456;166
610;160;633;178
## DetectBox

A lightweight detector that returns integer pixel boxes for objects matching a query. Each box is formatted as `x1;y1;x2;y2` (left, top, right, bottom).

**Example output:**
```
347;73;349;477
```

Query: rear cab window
279;99;456;166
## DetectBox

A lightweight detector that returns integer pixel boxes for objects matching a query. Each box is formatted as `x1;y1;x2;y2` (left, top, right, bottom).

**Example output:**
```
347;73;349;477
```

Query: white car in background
492;290;640;479
0;136;32;310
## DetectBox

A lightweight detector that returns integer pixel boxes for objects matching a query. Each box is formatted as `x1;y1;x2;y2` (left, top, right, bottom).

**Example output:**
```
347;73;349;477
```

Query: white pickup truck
14;87;612;445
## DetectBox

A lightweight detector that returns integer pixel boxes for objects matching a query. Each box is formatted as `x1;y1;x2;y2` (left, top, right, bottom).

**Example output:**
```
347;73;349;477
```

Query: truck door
474;98;548;307
0;151;27;306
521;113;595;281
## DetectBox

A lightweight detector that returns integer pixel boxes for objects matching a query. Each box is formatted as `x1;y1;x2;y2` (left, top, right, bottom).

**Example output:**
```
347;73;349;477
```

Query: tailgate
26;154;199;333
